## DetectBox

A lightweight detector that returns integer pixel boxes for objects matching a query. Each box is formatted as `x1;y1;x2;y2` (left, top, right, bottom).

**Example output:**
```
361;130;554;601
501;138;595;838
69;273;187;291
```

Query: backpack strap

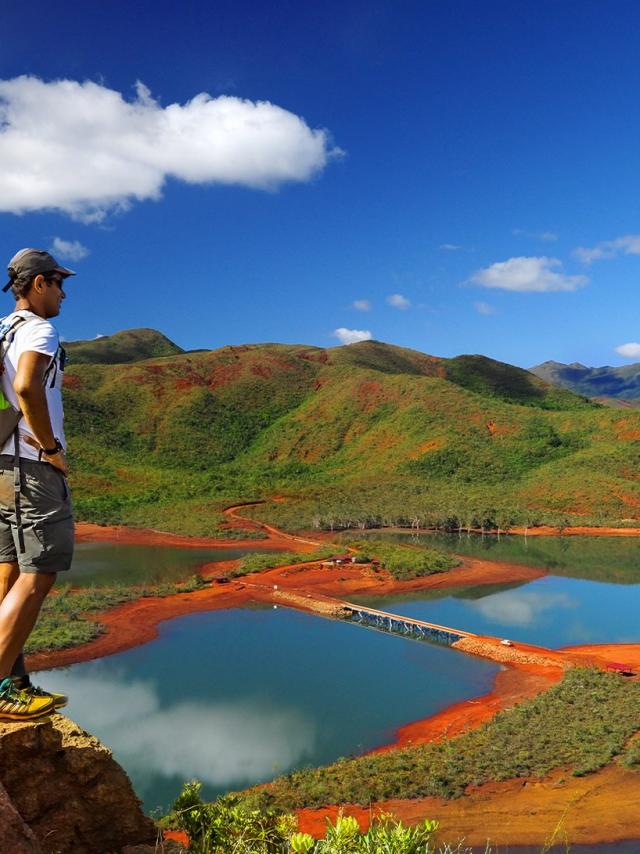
0;315;29;363
0;315;35;555
13;429;25;553
43;342;62;388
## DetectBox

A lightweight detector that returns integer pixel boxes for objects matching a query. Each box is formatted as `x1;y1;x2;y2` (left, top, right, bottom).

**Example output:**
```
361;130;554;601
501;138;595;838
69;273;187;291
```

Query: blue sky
1;0;640;368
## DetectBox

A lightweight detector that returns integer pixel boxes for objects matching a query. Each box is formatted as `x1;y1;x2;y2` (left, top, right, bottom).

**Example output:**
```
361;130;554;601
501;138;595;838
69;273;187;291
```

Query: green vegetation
66;327;183;364
620;737;640;770
444;354;594;410
168;782;460;854
230;548;337;577
236;669;640;811
25;575;209;654
348;540;459;579
62;335;640;537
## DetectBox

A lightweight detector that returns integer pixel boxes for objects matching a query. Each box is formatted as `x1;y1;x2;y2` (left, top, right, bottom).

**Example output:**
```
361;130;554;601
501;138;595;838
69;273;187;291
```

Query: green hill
62;333;640;536
530;359;640;400
65;328;183;364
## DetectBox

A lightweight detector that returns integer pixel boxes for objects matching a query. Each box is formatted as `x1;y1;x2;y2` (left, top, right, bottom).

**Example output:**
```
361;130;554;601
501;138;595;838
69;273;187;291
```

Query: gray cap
3;248;76;294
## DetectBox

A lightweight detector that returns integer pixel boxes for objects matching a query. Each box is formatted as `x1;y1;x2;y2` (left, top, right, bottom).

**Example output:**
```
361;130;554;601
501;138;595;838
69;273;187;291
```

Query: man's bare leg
0;562;27;681
0;572;56;679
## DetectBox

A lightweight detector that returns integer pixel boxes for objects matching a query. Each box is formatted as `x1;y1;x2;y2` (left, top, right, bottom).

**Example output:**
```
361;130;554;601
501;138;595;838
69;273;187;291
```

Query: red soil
35;505;640;848
296;764;640;848
74;521;303;552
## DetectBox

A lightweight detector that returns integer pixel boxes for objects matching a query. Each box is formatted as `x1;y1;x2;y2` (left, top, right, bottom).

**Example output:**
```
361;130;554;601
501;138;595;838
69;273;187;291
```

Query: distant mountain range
529;360;640;403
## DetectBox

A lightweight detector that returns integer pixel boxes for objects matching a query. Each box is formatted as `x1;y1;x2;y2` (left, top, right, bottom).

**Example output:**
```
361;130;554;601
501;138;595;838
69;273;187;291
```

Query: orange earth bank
38;513;640;849
296;763;640;847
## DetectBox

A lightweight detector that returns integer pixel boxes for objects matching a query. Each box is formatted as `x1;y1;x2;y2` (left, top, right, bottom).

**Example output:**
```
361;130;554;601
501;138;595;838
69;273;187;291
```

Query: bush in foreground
170;782;468;853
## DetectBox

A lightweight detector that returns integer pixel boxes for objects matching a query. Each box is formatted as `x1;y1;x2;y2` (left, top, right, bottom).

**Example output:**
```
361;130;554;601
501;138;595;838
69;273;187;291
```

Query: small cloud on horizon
332;327;372;345
352;299;371;312
470;256;587;293
615;342;640;359
474;301;497;316
574;234;640;264
51;237;89;262
512;228;558;242
439;243;463;251
386;293;411;309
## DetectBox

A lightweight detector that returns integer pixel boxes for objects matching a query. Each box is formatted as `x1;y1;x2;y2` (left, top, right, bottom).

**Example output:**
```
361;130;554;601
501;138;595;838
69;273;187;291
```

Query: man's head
4;248;75;319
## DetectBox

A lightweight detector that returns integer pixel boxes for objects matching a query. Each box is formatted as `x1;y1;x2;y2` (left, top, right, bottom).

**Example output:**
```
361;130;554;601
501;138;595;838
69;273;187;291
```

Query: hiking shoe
22;684;68;710
0;677;55;721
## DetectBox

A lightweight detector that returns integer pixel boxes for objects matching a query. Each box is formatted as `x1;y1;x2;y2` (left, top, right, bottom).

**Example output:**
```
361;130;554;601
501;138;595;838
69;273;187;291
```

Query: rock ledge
0;713;158;853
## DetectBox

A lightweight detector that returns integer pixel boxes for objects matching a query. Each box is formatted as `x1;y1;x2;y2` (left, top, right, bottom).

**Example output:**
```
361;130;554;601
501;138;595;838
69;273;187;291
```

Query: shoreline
313;522;640;538
27;549;545;671
37;514;640;848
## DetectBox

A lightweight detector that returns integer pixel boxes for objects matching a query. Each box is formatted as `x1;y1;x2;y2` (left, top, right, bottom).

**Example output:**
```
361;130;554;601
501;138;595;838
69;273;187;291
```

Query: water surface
353;573;640;648
36;606;498;813
69;542;264;586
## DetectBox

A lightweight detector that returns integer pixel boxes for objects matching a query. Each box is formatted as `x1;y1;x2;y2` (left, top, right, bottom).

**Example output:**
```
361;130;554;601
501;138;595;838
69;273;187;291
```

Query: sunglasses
45;274;65;289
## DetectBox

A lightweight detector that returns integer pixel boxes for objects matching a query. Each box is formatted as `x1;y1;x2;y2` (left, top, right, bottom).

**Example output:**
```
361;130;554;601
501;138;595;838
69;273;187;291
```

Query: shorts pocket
30;517;75;572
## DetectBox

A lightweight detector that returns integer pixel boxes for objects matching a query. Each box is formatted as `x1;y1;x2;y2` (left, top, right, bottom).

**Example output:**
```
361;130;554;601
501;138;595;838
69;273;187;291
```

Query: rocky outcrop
0;713;158;854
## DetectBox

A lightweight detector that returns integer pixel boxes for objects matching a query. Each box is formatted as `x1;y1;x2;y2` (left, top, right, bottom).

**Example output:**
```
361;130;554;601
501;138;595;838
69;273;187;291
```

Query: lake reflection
471;587;578;627
69;542;263;586
48;666;316;788
344;530;640;584
36;607;498;812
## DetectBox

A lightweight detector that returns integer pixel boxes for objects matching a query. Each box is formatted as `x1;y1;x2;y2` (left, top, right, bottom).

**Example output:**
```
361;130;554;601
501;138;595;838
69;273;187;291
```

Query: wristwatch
40;438;63;458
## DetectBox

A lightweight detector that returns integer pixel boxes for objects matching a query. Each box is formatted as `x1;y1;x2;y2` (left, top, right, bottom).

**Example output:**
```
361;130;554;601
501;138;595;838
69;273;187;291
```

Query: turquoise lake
345;530;640;647
35;532;640;848
35;606;498;814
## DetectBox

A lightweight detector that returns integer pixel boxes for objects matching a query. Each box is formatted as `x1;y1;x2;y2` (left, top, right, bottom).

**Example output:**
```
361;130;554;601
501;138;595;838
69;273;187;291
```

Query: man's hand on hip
41;449;68;476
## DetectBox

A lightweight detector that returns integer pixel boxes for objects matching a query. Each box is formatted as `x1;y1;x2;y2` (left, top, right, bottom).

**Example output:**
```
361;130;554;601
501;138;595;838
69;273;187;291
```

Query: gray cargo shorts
0;455;74;574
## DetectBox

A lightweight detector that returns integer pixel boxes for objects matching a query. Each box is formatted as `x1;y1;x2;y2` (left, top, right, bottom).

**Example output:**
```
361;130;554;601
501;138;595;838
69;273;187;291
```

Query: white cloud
95;333;106;339
474;301;496;316
352;299;371;312
386;293;411;309
615;342;640;359
573;234;640;264
512;228;558;242
470;256;587;293
439;243;463;251
332;327;372;345
0;76;340;220
51;237;89;261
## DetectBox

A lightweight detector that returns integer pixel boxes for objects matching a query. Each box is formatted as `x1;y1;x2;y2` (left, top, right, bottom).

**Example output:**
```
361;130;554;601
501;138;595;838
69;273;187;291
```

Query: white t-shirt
0;310;66;460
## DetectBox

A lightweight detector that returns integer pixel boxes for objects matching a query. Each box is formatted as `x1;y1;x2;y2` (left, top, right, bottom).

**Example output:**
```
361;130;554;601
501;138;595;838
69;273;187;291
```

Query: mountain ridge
60;331;640;535
65;327;183;364
530;359;640;400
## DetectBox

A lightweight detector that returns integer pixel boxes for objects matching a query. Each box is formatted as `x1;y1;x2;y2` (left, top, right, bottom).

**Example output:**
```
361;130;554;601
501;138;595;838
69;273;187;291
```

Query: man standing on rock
0;248;75;720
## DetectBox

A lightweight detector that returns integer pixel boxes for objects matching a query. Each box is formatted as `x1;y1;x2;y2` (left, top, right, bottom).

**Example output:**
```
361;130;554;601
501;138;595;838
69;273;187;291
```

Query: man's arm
13;351;68;475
